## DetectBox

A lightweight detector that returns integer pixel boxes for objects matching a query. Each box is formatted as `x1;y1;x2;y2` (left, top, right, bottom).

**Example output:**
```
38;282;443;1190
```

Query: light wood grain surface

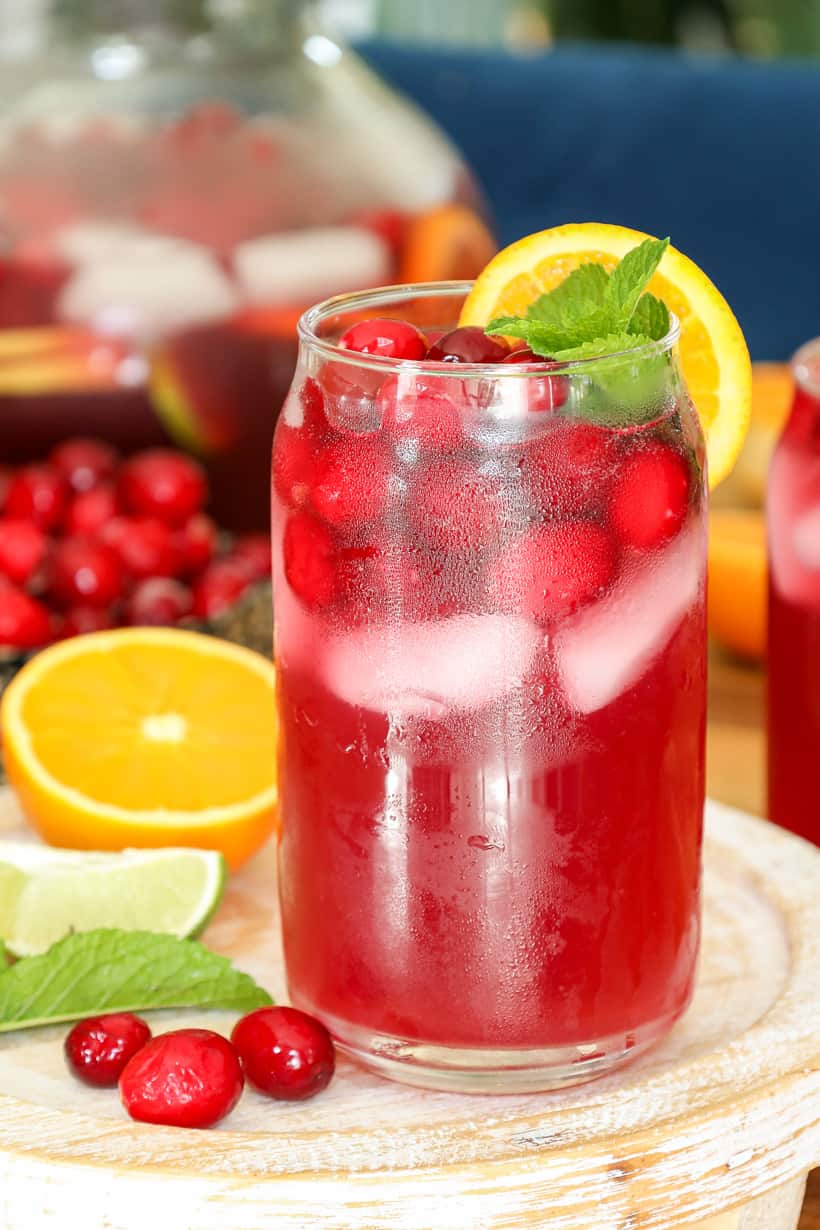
707;650;818;1230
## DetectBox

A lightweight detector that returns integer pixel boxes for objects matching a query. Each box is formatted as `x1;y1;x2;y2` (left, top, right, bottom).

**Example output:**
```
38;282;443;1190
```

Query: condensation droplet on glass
467;834;505;852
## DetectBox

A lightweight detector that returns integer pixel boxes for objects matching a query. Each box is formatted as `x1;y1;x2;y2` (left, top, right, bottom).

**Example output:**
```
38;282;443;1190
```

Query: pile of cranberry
0;441;271;653
65;1004;335;1129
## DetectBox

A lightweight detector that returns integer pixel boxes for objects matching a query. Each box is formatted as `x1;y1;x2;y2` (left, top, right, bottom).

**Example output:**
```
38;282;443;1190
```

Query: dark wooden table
708;651;819;1228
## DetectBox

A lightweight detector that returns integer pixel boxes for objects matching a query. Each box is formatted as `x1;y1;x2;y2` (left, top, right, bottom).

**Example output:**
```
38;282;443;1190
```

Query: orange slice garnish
459;222;752;489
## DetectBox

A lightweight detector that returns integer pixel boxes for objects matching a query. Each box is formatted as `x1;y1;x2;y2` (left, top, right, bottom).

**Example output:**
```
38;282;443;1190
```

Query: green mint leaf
604;236;669;328
629;291;670;340
526;262;610;328
485;316;576;354
550;332;656;362
0;929;272;1032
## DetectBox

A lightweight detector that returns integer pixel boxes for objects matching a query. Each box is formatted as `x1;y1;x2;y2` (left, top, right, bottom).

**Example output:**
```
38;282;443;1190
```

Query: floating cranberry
524;422;613;518
5;465;68;531
299;376;327;436
65;1013;151;1088
127;577;193;626
502;348;569;412
377;373;463;450
283;512;337;609
101;516;180;581
232;1006;335;1102
232;534;271;580
175;514;217;577
47;537;124;609
0;520;47;587
119;449;206;527
65;484;119;536
492;522;616;621
119;1028;244;1129
192;558;252;619
426;326;509;364
272;426;318;509
51;438;119;494
0;585;52;649
610;446;691;549
340;317;428;361
311;438;391;527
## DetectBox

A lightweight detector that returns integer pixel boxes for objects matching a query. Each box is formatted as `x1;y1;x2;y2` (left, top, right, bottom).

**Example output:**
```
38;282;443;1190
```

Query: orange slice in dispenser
459;222;752;489
399;203;497;285
708;508;767;661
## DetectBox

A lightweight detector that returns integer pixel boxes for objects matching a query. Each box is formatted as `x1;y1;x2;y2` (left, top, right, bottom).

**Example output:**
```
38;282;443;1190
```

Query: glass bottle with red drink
272;281;708;1092
768;338;820;845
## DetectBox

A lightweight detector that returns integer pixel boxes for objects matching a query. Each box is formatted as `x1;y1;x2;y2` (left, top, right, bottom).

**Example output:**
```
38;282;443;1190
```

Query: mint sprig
0;929;272;1032
486;235;671;361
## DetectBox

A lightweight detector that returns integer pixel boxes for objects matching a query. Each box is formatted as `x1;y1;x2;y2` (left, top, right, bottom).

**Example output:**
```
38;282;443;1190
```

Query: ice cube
57;243;238;343
322;613;541;718
56;223;187;266
234;227;391;307
793;506;820;571
554;525;705;715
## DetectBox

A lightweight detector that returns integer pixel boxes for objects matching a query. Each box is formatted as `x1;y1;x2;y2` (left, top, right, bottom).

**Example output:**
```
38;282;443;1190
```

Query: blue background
360;41;820;360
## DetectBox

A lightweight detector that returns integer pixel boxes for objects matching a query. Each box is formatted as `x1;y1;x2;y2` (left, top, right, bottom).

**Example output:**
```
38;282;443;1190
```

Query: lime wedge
0;844;227;957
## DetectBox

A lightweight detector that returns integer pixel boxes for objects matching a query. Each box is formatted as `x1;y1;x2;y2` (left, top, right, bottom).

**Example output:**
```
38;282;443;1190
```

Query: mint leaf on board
0;929;272;1032
604;236;669;327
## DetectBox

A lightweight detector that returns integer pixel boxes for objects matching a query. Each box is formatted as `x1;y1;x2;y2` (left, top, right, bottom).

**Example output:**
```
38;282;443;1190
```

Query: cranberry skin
232;533;271;580
5;465;69;531
119;450;207;527
175;514;217;577
524;422;614;518
283;512;337;608
127;577;193;626
311;439;391;527
232;1006;335;1102
65;484;119;536
0;585;52;649
47;537;124;609
65;1013;151;1088
610;445;691;549
273;426;319;509
426;326;509;364
51;438;119;494
377;374;463;450
0;520;47;587
101;516;180;581
58;605;115;638
492;522;616;621
192;559;252;619
502;348;569;412
339;317;428;361
119;1028;244;1129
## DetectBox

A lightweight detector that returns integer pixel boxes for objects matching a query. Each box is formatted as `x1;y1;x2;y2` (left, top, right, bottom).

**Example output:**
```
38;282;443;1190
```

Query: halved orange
0;628;278;869
459;222;752;489
708;508;767;661
399;202;497;285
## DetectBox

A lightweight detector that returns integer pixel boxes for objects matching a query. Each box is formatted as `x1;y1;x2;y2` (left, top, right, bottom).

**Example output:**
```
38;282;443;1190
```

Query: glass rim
297;280;681;377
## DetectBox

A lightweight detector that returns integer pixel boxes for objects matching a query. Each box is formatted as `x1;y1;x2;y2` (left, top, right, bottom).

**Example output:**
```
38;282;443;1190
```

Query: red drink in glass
272;285;707;1091
768;339;820;844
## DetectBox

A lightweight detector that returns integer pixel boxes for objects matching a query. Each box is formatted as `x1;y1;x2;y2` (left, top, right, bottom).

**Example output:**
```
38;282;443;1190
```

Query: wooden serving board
0;790;818;1230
